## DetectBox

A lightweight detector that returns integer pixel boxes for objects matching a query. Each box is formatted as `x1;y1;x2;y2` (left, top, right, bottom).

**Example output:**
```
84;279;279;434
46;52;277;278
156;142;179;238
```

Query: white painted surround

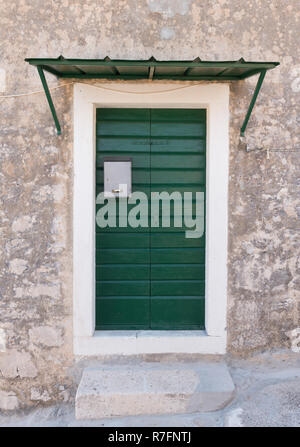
73;82;229;356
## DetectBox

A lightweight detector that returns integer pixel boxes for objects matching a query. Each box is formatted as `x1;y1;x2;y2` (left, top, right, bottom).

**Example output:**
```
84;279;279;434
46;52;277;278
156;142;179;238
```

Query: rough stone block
0;350;37;378
75;362;235;419
30;388;51;402
0;68;5;92
0;390;19;411
29;326;63;347
0;328;6;352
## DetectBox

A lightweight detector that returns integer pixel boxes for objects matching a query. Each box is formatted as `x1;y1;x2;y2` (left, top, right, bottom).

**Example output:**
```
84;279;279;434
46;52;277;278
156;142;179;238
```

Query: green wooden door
96;108;206;330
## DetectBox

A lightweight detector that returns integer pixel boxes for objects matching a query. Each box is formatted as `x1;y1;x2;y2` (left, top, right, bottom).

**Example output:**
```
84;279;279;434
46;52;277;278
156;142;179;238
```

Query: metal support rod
37;66;61;135
149;66;155;80
240;69;266;136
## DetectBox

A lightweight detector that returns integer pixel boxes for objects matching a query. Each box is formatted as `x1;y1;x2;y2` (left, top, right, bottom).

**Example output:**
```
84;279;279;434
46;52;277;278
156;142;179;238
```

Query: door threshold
74;330;226;356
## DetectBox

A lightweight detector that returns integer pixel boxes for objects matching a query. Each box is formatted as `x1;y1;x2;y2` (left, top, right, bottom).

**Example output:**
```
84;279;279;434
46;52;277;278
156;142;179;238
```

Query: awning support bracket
37;66;61;135
240;69;266;137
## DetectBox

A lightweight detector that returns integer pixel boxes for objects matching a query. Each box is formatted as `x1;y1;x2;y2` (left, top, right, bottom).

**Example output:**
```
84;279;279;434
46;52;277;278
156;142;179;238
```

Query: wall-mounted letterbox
103;157;132;198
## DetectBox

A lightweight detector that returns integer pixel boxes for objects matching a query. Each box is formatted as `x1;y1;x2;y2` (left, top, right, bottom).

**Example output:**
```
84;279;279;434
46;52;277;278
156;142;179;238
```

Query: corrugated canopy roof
24;56;280;135
25;56;279;80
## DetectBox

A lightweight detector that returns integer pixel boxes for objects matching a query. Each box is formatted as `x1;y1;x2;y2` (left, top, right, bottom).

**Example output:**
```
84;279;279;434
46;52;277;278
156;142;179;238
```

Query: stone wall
0;0;299;409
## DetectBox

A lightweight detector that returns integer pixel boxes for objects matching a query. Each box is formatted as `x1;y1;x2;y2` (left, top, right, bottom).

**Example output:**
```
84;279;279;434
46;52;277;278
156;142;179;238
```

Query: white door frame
73;82;229;355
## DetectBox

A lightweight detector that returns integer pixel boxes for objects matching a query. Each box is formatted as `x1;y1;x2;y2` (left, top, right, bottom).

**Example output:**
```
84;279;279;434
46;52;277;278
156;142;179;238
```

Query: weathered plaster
0;0;299;408
0;69;6;93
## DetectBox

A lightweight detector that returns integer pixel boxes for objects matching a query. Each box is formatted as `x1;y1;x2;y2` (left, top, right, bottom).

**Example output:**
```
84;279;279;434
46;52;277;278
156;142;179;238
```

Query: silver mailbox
103;157;132;198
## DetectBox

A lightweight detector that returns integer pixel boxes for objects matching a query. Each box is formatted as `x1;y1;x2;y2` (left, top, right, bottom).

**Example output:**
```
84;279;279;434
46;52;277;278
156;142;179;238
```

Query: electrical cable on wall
239;136;300;157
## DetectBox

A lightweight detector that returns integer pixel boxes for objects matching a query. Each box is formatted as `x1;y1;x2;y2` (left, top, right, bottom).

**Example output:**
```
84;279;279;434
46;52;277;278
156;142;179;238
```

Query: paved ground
0;350;299;427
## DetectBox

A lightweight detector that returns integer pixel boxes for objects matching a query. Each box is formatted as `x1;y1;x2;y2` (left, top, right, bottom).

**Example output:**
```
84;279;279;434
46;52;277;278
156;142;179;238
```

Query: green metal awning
25;56;279;135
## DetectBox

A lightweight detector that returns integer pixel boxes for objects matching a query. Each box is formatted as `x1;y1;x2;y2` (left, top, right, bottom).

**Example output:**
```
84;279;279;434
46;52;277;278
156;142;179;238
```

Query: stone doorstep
75;362;235;420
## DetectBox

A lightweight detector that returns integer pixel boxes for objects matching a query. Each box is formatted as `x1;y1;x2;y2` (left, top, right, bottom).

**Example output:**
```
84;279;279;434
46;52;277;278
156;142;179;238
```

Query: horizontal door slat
151;264;205;280
151;280;205;296
97;248;150;264
97;264;149;280
96;108;150;121
150;109;206;122
151;122;206;138
151;248;205;263
97;121;150;137
151;170;205;184
97;233;149;249
96;138;150;152
151;139;205;153
151;233;205;248
97;281;149;296
151;154;205;169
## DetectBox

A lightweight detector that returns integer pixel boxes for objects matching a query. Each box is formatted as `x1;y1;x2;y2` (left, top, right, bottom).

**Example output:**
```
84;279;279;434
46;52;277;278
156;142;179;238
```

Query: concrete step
75;362;235;420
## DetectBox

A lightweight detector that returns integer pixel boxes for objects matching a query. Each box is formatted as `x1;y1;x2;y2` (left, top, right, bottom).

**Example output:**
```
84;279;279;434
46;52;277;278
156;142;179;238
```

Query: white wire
90;82;204;95
0;82;74;98
0;81;205;99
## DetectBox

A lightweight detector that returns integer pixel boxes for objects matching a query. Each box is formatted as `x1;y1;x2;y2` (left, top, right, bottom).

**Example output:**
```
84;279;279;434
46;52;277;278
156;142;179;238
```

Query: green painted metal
45;74;240;80
37;66;61;135
240;69;267;136
26;56;279;136
95;108;206;330
26;56;279;71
